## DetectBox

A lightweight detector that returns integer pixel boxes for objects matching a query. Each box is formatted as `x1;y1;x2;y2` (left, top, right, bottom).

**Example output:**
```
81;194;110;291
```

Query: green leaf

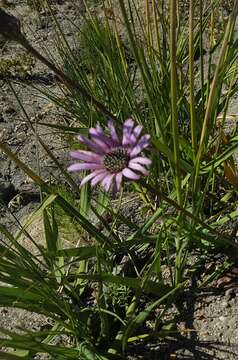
201;138;238;173
73;274;171;296
43;209;58;253
0;287;43;302
51;246;96;259
121;282;185;351
79;178;89;216
15;194;58;241
152;139;192;173
0;352;29;360
96;189;110;216
78;342;110;360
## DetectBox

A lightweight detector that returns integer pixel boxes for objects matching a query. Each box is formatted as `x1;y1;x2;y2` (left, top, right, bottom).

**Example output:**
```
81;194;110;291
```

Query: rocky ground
1;0;238;359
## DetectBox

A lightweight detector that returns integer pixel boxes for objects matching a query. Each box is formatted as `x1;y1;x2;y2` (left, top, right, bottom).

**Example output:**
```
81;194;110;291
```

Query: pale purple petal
91;171;108;186
122;168;141;180
90;127;112;148
128;161;149;176
101;174;114;191
92;138;110;152
78;135;105;154
95;124;105;136
69;150;102;163
122;118;134;146
80;170;105;187
130;125;143;145
129;156;152;166
116;172;123;191
130;134;150;157
108;120;119;145
95;124;112;144
89;127;104;139
67;163;103;172
88;130;110;152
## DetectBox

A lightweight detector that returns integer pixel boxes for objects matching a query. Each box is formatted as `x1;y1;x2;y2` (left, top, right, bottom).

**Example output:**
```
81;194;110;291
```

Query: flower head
68;118;151;192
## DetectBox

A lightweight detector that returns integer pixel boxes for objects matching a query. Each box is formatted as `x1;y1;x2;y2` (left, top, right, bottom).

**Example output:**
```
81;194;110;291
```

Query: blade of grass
194;2;238;190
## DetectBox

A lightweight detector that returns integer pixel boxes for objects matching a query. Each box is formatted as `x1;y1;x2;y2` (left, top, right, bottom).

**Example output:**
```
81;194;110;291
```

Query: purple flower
68;118;151;192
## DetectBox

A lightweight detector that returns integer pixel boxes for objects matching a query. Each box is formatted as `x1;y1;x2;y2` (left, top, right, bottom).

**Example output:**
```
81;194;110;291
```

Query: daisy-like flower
68;118;151;192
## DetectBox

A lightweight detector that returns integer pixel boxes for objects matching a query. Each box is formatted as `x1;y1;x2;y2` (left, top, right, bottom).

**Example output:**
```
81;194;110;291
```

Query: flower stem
170;0;181;206
170;0;182;285
189;0;197;155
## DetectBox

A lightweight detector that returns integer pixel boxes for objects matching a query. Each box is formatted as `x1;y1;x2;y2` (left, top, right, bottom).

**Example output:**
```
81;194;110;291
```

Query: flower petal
78;135;105;154
67;163;103;172
130;134;150;157
122;118;134;146
89;128;111;152
129;156;152;166
91;171;108;186
122;167;141;180
108;120;119;145
69;150;102;163
95;124;105;136
80;170;105;187
90;127;112;147
129;161;149;175
116;172;123;191
130;125;143;145
102;173;114;191
95;124;113;146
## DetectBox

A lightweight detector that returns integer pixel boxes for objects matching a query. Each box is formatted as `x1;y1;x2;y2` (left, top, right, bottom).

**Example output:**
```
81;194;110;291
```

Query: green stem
170;0;182;285
152;0;162;73
170;0;181;206
189;0;197;155
199;0;205;119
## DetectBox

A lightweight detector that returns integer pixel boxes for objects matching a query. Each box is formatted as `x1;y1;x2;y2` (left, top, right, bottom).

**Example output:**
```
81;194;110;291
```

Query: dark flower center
103;148;129;173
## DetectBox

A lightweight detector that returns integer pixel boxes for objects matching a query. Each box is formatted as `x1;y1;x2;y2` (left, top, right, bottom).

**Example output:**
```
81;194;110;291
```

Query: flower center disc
103;148;129;173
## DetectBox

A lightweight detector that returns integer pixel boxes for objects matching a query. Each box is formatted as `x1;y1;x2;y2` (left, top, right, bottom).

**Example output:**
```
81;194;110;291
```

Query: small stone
219;315;226;322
